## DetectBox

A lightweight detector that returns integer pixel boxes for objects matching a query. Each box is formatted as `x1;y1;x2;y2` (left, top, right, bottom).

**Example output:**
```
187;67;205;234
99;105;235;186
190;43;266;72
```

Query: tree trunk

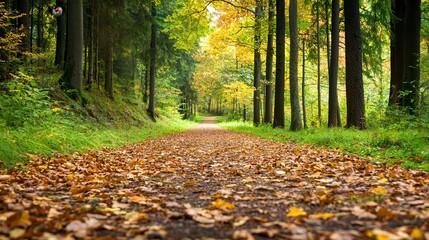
273;0;285;128
104;43;113;99
147;3;157;121
344;0;365;129
54;0;66;67
325;0;330;70
17;0;30;53
302;37;307;129
401;0;421;113
264;0;274;124
87;0;94;90
328;0;340;127
289;0;302;131
60;0;83;96
253;0;262;126
36;4;45;51
316;1;322;127
389;0;405;106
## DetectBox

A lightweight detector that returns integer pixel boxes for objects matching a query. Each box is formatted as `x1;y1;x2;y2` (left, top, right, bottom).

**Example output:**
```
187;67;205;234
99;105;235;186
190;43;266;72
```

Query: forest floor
0;117;428;240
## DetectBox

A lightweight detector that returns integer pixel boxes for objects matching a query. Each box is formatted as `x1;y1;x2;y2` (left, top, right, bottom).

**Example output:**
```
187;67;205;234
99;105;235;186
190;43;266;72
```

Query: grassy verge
0;114;198;168
217;118;429;171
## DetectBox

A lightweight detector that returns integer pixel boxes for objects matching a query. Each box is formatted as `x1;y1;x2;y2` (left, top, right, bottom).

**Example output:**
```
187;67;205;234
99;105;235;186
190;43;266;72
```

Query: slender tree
54;0;66;67
289;0;302;131
253;0;263;126
302;36;307;129
344;0;365;129
389;0;405;106
328;0;340;127
316;0;322;127
273;0;285;128
147;2;157;120
264;0;274;124
17;0;31;53
59;0;83;95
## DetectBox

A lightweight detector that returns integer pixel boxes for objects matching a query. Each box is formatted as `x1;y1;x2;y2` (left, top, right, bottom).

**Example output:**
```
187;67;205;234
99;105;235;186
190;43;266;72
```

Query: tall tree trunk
289;0;302;131
389;0;405;106
87;0;94;90
54;0;66;67
143;66;149;104
253;0;262;126
60;0;83;96
401;0;421;113
328;0;340;127
264;0;274;124
325;0;330;70
316;1;322;127
94;1;100;88
36;4;44;51
147;3;157;120
273;0;285;128
17;0;30;53
344;0;365;129
302;37;307;129
104;43;113;99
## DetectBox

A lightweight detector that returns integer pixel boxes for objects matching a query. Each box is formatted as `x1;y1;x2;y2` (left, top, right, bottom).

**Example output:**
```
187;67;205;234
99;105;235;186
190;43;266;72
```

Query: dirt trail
0;117;428;239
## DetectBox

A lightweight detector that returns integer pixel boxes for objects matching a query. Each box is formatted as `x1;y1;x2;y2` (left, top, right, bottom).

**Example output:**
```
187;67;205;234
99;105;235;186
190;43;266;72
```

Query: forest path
1;117;428;239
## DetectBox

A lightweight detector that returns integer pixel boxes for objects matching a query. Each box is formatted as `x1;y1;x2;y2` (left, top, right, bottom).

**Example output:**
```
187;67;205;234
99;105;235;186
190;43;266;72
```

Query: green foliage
0;72;54;127
218;119;429;171
0;3;25;82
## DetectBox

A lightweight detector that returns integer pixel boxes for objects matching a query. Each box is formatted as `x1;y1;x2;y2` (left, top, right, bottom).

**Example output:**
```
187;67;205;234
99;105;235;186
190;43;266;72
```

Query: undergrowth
217;117;429;171
0;71;199;168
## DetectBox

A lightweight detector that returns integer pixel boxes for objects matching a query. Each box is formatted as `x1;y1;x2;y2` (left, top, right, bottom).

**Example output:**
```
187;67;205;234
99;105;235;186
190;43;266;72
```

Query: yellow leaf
313;212;335;219
286;207;307;218
371;187;388;195
410;228;425;240
9;228;26;239
210;199;235;210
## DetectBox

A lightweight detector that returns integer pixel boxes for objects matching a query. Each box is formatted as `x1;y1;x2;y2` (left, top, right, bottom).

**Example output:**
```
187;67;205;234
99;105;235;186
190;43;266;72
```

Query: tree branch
206;0;255;14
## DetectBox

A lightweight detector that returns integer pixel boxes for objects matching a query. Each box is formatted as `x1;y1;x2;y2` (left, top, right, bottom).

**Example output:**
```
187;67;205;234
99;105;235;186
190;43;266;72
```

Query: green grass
217;118;429;171
0;114;198;168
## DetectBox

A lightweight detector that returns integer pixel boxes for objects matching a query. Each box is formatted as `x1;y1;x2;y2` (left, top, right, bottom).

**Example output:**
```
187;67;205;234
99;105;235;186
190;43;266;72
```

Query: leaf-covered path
1;117;428;239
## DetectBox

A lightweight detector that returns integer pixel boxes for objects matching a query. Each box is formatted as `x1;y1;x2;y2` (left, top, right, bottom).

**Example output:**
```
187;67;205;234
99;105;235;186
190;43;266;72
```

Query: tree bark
344;0;365;129
147;3;157;121
316;1;322;127
253;0;262;126
389;0;405;107
302;37;307;129
87;0;95;90
328;0;340;127
273;0;285;128
401;0;421;113
263;0;274;124
104;42;113;99
289;0;302;131
17;0;30;53
54;0;66;67
60;0;83;95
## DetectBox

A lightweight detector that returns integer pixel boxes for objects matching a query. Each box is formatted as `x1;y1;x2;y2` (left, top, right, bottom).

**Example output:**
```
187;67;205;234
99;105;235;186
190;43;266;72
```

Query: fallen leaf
371;187;388;195
9;228;26;239
286;207;308;218
210;199;235;210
